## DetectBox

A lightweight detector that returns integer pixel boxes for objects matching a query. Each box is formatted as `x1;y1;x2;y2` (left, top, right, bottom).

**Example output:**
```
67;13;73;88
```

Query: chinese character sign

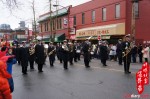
136;62;149;94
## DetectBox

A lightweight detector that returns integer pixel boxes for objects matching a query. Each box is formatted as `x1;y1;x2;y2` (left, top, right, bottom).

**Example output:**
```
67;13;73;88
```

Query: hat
68;42;72;45
50;42;53;44
125;34;131;37
63;40;67;42
118;39;122;41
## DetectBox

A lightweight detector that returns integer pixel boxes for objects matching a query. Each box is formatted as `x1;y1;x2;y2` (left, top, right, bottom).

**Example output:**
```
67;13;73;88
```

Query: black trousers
74;53;77;62
139;54;143;63
132;54;136;63
101;59;106;66
29;61;34;69
22;65;28;74
76;53;80;60
118;56;122;65
38;64;43;72
123;57;131;72
63;60;68;69
49;58;54;66
69;57;73;64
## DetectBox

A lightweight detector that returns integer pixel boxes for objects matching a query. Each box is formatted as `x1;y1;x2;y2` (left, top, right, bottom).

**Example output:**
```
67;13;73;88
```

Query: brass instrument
122;41;134;57
62;44;69;51
48;48;55;56
29;47;35;55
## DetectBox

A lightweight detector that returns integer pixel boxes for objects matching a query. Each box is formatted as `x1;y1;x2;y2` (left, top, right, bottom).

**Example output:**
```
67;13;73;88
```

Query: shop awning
54;33;65;42
76;23;125;38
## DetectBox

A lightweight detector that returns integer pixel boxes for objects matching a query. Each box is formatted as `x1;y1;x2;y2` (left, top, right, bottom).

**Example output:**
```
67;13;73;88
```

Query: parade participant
142;45;149;62
122;34;132;74
35;39;45;72
99;41;108;66
116;39;123;65
131;45;137;63
76;43;81;61
15;44;21;65
138;44;143;63
82;38;90;68
6;48;16;93
58;43;63;63
73;41;78;62
19;42;29;75
47;42;55;67
28;43;35;70
68;42;74;65
61;40;69;70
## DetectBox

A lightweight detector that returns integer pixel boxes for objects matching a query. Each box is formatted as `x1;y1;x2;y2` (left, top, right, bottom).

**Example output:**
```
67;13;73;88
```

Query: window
134;2;139;18
92;10;95;23
115;4;120;18
57;19;59;29
102;8;106;21
44;23;47;31
74;15;76;25
40;24;42;32
82;13;85;24
59;18;62;29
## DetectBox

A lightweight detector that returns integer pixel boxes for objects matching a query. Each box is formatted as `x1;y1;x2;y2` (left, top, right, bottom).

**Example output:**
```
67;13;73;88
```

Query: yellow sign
76;23;125;37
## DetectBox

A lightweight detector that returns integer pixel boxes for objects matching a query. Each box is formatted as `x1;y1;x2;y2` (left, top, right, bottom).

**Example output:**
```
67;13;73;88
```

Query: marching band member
35;38;45;73
28;43;35;70
68;42;74;65
47;42;55;67
82;38;90;68
122;34;132;74
61;40;69;70
142;45;149;62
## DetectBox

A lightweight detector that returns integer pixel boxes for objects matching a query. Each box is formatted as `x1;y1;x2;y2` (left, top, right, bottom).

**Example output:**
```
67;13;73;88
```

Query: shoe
127;71;131;74
86;66;90;68
119;64;122;65
64;68;68;70
39;71;43;73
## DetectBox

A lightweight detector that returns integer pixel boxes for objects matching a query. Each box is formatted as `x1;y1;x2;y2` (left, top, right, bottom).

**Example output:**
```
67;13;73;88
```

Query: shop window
40;24;42;32
59;18;62;29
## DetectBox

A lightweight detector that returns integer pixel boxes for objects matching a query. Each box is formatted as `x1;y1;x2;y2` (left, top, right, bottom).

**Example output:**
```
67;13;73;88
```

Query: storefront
76;23;125;44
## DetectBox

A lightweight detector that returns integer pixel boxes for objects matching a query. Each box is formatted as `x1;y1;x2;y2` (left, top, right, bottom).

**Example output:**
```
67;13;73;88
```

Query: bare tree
0;0;18;9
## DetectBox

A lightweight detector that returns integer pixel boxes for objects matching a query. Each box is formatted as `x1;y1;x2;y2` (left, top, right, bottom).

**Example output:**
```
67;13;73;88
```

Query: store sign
63;18;74;29
76;23;125;37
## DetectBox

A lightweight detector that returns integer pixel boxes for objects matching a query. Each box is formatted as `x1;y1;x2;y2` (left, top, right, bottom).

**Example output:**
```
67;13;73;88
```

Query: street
12;58;150;99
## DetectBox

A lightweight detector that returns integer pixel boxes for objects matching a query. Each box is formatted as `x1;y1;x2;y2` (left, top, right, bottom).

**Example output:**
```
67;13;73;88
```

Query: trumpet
29;47;35;55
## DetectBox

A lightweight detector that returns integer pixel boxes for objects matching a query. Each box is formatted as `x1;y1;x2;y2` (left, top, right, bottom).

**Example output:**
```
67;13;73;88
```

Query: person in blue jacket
6;48;17;93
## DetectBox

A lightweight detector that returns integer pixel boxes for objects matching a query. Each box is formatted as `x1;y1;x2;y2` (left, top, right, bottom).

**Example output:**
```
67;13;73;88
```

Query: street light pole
49;0;52;42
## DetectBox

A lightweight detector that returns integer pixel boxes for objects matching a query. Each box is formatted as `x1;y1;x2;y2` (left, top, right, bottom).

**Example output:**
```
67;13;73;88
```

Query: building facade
38;0;150;44
38;6;72;42
70;0;150;44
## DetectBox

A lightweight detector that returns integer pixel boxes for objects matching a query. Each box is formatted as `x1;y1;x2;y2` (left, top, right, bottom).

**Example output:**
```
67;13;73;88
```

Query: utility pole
53;0;58;42
49;0;52;42
31;0;36;39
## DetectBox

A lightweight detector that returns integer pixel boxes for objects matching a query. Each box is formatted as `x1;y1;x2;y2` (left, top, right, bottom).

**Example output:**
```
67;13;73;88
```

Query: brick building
38;0;150;44
70;0;150;44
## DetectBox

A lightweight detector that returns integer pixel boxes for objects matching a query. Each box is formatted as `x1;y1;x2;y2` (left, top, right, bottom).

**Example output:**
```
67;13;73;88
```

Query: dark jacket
48;46;55;60
61;44;69;61
19;47;29;66
28;47;35;62
35;44;45;64
100;45;108;60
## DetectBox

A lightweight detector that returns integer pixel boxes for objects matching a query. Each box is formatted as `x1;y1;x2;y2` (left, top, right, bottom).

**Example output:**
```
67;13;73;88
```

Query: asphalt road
12;58;150;99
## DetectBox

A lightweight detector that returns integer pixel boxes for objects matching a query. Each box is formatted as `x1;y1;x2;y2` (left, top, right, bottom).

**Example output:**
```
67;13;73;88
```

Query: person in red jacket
0;60;12;99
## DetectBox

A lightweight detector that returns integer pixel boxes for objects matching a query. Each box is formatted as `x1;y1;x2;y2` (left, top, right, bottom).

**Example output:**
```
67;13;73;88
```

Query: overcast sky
0;0;91;29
